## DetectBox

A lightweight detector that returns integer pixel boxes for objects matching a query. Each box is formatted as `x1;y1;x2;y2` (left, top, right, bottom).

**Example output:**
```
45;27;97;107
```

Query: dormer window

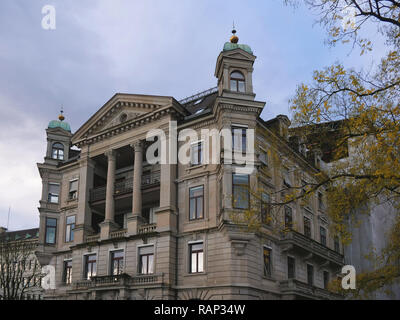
230;71;245;93
52;143;64;160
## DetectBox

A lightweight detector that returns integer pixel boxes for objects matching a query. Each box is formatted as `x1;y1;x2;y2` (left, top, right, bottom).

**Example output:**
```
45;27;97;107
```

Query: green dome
48;120;71;132
223;42;253;54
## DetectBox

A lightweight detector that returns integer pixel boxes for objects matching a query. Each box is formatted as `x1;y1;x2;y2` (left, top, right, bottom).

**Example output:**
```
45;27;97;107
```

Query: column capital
130;140;144;152
105;149;117;160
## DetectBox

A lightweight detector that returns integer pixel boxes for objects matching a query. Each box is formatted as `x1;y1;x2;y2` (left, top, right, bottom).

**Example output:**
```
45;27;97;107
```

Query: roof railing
179;87;218;105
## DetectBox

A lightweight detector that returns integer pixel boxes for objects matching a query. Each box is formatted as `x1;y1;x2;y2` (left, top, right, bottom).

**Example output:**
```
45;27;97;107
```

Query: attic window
193;98;203;105
120;113;128;123
230;71;245;93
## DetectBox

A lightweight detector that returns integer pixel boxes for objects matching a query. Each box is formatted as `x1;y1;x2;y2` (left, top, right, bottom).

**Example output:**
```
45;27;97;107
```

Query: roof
48;120;71;132
0;228;39;242
223;42;253;55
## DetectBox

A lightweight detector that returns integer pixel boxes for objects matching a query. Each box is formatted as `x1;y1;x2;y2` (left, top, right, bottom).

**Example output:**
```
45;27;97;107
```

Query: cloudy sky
0;0;386;230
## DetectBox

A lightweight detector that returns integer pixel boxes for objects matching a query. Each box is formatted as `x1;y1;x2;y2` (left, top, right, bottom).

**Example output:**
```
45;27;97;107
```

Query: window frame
51;142;64;160
65;215;75;243
334;236;340;252
84;254;97;280
284;206;293;230
230;71;245;93
323;270;330;289
68;179;78;201
45;217;57;245
189;242;204;274
320;226;327;246
189;185;204;221
232;126;247;153
261;191;271;225
307;264;314;286
232;174;250;209
138;245;154;275
110;250;124;276
304;216;312;238
47;183;60;204
263;246;272;277
63;260;72;285
190;141;203;166
287;256;296;279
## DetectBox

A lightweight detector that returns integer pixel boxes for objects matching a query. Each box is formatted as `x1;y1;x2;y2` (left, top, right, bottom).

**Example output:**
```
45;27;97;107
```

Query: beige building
35;31;344;300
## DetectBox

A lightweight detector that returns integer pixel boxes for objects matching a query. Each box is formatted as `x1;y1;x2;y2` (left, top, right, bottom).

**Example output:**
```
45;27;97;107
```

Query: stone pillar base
127;214;145;236
155;206;177;233
99;220;119;240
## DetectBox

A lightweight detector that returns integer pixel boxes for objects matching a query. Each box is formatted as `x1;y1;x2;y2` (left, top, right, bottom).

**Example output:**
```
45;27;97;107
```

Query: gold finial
230;21;239;44
58;106;65;121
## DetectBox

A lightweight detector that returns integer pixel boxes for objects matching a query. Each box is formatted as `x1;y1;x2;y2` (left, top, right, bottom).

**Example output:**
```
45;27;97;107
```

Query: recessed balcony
89;171;160;203
279;279;342;300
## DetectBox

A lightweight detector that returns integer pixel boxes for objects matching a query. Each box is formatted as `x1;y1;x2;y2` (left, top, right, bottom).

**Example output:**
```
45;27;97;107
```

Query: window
334;236;340;252
68;180;78;200
259;150;268;166
304;216;311;238
307;264;314;286
323;271;330;289
284;206;293;229
318;192;324;210
65;215;75;243
232;174;249;209
45;218;57;244
282;168;291;188
52;143;64;160
189;242;204;273
189;186;204;220
84;254;97;279
263;247;272;277
190;141;203;166
110;250;124;275
48;183;60;203
63;260;72;285
261;192;271;225
232;127;247;153
139;246;154;275
230;71;245;92
287;256;296;279
320;226;327;246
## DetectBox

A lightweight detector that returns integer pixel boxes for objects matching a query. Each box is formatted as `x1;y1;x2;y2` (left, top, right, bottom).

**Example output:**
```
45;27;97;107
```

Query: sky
0;0;387;230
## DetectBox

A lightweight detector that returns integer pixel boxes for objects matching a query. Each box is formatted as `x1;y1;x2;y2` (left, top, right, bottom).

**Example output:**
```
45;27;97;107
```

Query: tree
0;238;43;300
285;0;400;298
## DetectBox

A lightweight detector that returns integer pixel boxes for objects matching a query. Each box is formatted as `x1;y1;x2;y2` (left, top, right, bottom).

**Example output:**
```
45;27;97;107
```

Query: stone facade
35;38;344;300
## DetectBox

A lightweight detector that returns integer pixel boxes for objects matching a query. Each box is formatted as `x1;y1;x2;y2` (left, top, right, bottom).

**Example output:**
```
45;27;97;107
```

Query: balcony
138;223;156;234
110;229;127;239
72;273;164;291
280;230;344;268
279;279;342;300
90;171;160;202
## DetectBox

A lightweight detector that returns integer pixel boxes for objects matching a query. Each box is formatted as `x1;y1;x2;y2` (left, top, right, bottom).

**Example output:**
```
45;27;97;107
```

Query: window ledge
184;272;207;278
186;164;207;172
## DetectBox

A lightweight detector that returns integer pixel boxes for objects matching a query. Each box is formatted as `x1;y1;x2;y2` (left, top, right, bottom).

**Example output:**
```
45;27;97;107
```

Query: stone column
127;141;144;235
100;149;118;239
105;149;116;222
74;147;95;244
132;141;143;216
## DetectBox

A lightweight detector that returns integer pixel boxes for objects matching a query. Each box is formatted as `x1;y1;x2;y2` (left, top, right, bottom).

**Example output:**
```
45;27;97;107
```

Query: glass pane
198;252;204;272
70;228;74;242
190;186;203;198
196;198;203;218
230;79;237;91
48;184;60;194
69;180;78;192
113;250;123;258
191;253;197;273
141;256;148;274
238;81;245;92
46;227;55;243
66;215;75;224
46;218;57;227
148;254;154;274
231;71;244;80
65;225;71;242
191;243;203;251
190;199;195;220
234;186;249;209
233;174;248;185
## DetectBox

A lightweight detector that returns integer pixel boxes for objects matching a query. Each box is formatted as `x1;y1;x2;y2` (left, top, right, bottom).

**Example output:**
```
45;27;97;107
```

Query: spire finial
230;21;239;43
58;105;65;121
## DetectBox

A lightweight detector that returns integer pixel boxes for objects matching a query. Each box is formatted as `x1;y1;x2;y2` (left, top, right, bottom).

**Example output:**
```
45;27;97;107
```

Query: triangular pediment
72;93;179;145
222;49;255;61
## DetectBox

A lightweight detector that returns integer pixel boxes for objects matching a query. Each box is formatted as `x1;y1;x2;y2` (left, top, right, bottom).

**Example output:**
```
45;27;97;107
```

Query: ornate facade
35;33;344;300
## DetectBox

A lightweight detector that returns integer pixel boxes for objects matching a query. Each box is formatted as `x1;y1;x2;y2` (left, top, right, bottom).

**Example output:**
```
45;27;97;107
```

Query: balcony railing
90;171;160;202
138;223;157;234
72;273;163;290
85;234;100;243
279;279;342;300
281;230;344;266
110;229;127;239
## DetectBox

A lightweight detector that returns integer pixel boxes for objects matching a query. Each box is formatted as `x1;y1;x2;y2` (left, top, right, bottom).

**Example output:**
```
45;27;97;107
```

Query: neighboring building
0;227;43;300
34;30;344;300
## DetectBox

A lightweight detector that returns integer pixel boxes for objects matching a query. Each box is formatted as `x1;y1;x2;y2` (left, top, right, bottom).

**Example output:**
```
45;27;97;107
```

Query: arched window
52;143;64;160
230;71;245;93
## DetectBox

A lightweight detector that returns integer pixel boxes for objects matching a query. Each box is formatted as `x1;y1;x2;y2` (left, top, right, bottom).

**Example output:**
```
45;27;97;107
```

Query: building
0;227;43;300
35;30;344;300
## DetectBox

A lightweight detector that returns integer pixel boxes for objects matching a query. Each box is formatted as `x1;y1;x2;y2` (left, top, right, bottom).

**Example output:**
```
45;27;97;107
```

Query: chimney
0;227;7;234
276;115;291;141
